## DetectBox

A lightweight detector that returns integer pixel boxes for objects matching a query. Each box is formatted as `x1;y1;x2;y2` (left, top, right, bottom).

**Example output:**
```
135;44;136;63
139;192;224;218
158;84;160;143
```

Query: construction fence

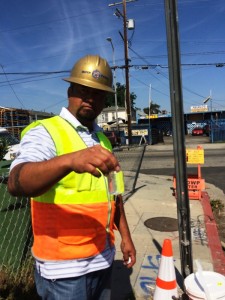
0;107;54;140
0;145;145;298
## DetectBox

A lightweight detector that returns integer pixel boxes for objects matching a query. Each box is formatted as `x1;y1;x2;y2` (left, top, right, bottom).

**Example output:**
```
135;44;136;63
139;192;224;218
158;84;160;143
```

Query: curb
201;191;225;274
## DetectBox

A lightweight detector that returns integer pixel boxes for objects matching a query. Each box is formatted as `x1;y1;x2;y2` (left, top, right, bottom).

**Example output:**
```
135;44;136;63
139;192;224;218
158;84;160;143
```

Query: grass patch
0;260;39;300
210;199;224;213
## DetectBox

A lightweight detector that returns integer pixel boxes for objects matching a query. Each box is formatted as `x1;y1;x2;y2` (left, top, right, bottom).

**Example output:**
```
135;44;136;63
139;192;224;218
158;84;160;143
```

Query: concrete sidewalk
111;173;225;300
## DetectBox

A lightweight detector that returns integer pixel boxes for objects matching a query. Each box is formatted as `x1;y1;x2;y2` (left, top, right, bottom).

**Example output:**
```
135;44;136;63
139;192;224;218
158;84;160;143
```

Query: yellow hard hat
63;55;114;93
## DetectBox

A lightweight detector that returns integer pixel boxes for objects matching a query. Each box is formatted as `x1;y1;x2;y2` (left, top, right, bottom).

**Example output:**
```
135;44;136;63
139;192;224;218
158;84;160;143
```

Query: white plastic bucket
184;271;225;299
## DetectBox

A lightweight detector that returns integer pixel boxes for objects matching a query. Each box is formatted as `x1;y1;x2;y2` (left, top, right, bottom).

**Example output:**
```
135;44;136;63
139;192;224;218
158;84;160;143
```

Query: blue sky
0;0;225;115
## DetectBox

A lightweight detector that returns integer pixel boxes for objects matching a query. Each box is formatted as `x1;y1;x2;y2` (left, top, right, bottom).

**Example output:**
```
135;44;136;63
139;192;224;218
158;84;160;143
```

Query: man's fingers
91;167;102;178
70;145;120;175
89;146;120;173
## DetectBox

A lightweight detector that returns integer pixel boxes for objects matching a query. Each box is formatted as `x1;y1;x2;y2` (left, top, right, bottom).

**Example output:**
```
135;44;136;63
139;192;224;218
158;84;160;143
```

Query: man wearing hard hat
8;55;136;300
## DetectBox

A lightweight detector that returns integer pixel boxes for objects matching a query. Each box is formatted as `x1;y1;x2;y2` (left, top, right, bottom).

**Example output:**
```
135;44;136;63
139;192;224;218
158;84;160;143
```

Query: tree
0;138;9;160
143;102;161;115
105;82;137;108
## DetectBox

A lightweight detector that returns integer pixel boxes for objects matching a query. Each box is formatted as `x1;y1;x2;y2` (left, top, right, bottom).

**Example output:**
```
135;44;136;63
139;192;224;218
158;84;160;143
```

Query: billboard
190;105;208;112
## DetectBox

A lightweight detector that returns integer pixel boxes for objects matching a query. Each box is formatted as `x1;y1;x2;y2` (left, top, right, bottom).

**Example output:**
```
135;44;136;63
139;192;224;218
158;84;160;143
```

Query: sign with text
186;149;204;164
188;178;205;190
173;175;205;200
190;105;208;112
173;177;205;190
145;114;158;119
124;129;148;136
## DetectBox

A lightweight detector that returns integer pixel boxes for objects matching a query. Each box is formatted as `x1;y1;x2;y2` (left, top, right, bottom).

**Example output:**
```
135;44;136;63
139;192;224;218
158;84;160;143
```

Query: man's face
68;84;107;126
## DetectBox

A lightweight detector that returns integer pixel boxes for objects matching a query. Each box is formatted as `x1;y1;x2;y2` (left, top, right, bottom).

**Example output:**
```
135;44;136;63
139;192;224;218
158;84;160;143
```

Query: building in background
0;106;54;139
97;106;136;130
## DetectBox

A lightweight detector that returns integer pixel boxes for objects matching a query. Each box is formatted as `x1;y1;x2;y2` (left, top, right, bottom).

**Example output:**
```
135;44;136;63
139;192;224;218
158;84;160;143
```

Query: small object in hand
124;257;131;265
127;257;131;264
107;171;124;195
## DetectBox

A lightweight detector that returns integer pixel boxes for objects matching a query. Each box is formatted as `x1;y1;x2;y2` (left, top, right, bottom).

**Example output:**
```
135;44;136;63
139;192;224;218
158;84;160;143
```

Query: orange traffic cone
153;239;178;300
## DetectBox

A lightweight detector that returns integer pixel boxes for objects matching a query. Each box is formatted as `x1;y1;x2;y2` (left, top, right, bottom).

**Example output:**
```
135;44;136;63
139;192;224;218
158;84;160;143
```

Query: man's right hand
8;145;120;197
68;145;120;177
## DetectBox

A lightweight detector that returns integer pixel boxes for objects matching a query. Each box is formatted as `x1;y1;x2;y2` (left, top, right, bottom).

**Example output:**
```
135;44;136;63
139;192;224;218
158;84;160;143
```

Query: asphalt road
140;136;225;194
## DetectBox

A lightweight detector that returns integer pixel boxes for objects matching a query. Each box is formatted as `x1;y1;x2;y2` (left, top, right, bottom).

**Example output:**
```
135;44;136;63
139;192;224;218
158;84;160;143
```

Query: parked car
203;124;210;136
163;129;172;136
0;128;20;160
103;131;121;147
192;127;204;136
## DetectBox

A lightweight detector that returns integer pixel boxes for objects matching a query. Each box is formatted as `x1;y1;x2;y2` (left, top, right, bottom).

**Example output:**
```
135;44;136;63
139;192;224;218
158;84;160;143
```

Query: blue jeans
34;266;113;300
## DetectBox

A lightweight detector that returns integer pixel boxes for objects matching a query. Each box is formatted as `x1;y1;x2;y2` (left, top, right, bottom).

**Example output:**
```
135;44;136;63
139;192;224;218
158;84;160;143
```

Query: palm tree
143;102;161;115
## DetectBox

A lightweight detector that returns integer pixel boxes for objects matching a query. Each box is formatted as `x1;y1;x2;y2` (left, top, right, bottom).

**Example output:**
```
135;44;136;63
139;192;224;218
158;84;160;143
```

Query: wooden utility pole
122;0;132;144
108;0;136;144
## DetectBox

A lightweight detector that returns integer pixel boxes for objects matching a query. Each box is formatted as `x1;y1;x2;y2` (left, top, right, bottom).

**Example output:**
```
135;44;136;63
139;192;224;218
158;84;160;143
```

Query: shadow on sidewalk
111;260;135;300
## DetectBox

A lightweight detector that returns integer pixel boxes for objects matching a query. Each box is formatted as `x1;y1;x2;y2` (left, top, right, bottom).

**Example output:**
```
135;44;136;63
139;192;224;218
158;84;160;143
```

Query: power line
126;46;225;110
1;63;224;109
0;74;64;87
0;61;224;78
43;98;67;111
0;65;26;109
0;71;69;75
129;74;169;97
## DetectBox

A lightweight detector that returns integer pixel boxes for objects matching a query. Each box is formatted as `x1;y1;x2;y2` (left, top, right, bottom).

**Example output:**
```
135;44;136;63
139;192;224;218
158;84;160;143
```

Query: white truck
0;128;20;160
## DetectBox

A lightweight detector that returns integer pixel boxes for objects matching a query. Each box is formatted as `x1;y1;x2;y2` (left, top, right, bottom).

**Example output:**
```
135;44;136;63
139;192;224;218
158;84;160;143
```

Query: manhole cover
144;217;178;232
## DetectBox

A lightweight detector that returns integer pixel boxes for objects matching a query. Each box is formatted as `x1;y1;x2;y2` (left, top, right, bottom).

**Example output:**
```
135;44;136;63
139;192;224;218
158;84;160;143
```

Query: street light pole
106;37;119;132
148;83;152;144
203;90;213;143
210;90;214;143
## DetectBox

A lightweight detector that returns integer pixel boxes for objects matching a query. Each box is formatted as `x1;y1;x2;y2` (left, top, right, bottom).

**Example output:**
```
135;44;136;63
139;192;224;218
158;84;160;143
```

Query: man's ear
68;86;73;98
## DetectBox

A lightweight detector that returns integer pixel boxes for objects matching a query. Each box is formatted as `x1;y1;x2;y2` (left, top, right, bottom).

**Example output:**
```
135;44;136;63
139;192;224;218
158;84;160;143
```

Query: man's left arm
114;195;136;268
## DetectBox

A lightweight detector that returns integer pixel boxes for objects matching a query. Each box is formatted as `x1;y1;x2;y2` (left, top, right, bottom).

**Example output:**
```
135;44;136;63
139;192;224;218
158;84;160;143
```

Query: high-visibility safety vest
22;116;123;261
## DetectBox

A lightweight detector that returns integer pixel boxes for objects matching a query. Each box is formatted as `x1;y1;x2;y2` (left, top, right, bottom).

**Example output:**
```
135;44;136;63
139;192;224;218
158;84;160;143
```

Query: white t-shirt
10;107;115;279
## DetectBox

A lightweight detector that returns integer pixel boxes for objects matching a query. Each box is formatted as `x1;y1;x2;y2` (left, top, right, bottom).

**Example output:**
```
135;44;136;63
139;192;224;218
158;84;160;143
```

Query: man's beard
77;108;96;123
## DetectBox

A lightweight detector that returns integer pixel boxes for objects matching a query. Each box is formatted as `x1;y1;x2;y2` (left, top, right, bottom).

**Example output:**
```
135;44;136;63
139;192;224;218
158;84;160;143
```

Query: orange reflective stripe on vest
31;201;116;260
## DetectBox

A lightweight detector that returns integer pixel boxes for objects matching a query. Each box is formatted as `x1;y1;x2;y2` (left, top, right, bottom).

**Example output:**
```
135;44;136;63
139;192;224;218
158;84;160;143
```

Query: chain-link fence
0;161;32;277
0;145;145;299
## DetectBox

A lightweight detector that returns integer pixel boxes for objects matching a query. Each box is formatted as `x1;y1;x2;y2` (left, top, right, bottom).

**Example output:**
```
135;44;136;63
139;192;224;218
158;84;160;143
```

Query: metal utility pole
148;83;152;144
164;0;193;278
